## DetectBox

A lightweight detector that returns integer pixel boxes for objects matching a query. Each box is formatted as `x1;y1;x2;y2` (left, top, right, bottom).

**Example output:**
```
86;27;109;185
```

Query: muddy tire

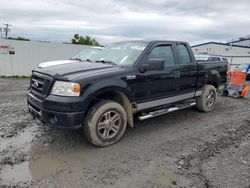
196;84;217;112
84;100;127;147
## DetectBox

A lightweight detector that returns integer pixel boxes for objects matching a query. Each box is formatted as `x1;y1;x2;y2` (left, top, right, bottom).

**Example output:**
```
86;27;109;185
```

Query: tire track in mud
175;119;250;187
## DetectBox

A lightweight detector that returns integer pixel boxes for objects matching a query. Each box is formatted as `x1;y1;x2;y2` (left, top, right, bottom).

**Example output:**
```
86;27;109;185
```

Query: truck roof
113;40;188;44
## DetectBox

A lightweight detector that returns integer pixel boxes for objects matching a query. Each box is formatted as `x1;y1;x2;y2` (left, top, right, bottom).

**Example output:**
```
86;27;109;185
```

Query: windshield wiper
96;59;117;65
70;57;83;61
86;58;93;63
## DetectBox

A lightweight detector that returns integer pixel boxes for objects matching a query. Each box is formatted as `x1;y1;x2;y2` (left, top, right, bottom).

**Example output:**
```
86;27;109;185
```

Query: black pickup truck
27;41;227;146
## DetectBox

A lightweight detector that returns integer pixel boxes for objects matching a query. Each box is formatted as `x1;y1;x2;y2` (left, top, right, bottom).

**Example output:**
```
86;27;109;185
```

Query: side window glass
148;46;175;66
207;57;213;61
209;57;220;61
176;44;191;64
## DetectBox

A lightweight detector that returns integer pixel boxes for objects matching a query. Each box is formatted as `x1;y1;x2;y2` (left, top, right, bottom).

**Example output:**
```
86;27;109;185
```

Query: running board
138;102;196;121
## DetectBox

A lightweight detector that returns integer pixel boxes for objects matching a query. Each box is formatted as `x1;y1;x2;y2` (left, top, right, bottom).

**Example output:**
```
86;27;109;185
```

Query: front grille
30;72;53;98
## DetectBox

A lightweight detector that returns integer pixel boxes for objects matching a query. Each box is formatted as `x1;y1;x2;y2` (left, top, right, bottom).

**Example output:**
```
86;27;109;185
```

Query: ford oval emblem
33;82;39;88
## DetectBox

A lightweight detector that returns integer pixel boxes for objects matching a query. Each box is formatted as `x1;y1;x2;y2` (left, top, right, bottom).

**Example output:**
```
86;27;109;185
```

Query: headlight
51;81;81;96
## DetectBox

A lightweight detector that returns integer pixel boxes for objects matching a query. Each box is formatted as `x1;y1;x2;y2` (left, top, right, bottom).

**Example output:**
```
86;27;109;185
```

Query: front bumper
27;90;85;128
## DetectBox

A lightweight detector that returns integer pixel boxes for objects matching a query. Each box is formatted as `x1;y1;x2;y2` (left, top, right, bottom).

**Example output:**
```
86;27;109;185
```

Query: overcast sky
0;0;250;45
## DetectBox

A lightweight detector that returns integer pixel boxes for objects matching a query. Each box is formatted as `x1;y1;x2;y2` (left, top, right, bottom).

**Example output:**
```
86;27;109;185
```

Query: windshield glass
72;48;101;61
89;42;148;66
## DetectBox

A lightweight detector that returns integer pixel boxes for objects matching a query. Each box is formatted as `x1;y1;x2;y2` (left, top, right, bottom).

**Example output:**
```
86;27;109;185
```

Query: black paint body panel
26;40;227;128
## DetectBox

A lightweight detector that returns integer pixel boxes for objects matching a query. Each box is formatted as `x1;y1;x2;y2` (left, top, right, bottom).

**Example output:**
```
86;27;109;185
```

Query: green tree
7;37;30;41
71;34;100;46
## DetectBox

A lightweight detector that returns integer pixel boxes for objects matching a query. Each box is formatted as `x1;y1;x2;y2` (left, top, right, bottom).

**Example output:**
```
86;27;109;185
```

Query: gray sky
0;0;250;45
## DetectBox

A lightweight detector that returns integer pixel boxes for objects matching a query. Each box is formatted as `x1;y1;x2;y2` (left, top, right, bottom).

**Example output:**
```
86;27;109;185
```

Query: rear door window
176;44;192;64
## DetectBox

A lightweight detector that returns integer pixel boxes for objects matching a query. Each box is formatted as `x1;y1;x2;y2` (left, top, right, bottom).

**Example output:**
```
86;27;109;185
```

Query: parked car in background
38;46;102;68
195;54;228;63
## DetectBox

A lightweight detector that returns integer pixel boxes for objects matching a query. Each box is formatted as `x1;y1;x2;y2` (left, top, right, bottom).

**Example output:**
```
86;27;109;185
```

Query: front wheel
84;100;127;147
196;84;217;112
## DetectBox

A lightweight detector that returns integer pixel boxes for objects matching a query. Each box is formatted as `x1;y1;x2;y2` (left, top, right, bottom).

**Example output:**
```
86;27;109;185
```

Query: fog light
49;114;57;124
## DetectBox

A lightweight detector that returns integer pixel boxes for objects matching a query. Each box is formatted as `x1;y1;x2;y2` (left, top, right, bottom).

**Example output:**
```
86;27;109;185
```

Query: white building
229;38;250;47
191;38;250;68
0;39;93;76
192;39;250;56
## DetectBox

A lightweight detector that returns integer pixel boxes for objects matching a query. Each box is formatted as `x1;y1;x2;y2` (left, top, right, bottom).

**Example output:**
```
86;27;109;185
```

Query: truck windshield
89;42;148;66
72;48;102;61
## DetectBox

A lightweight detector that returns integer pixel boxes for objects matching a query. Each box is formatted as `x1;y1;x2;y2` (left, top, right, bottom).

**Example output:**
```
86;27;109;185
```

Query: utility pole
3;23;12;39
0;27;2;39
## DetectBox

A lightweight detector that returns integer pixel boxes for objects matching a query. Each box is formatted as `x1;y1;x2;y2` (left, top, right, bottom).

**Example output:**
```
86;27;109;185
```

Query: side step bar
138;102;196;121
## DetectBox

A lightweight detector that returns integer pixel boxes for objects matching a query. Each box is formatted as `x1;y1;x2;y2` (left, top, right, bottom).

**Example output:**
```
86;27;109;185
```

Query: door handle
189;72;195;76
188;71;197;76
173;71;180;78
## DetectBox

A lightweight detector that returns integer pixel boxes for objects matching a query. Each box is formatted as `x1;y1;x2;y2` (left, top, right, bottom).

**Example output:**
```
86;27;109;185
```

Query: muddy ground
0;78;249;188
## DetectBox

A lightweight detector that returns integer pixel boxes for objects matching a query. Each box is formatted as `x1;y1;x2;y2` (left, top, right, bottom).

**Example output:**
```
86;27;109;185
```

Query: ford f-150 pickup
27;40;228;146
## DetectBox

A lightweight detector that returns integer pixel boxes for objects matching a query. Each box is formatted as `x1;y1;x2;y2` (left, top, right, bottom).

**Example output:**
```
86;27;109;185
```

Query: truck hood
38;60;79;68
34;61;119;80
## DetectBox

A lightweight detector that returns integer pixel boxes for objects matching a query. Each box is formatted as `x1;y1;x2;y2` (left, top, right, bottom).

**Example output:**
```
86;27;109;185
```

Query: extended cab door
174;43;198;94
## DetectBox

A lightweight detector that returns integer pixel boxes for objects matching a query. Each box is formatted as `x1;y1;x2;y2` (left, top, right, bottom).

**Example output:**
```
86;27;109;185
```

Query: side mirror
140;59;164;73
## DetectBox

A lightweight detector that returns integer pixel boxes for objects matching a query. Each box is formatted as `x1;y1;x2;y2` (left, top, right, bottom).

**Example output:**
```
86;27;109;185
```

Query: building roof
226;38;250;44
191;41;250;49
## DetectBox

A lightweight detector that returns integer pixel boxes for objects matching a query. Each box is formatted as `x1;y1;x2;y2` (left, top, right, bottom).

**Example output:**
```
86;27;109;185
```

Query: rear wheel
196;84;217;112
84;100;127;147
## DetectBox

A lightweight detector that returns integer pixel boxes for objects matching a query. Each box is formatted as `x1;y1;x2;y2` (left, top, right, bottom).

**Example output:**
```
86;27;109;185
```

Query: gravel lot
0;78;250;188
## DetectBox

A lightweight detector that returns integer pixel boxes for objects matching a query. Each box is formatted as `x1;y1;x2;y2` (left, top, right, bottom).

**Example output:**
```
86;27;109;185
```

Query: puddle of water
28;153;61;181
1;153;62;184
1;147;96;184
1;138;120;184
151;167;177;186
28;147;93;176
1;162;32;183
